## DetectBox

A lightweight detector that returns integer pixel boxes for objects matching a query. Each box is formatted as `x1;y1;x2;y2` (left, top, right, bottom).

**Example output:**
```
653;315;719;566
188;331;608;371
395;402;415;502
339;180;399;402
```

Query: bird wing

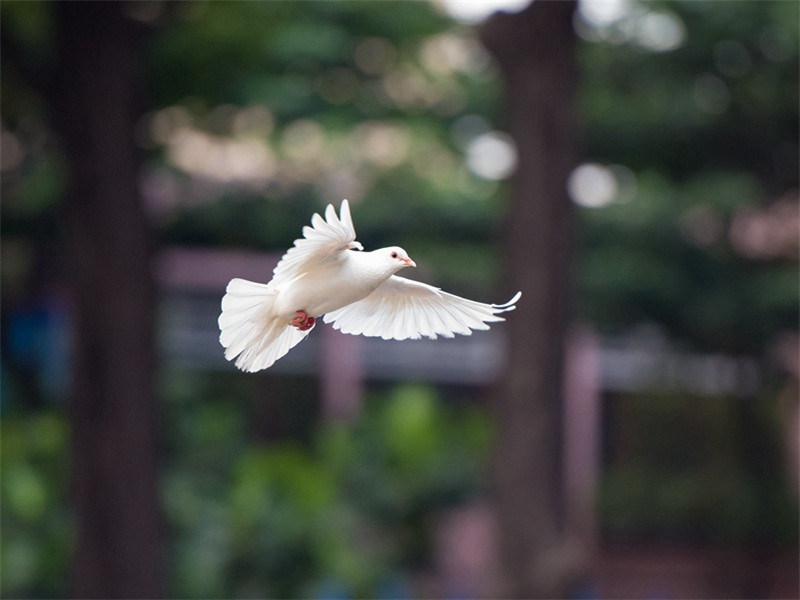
271;199;361;287
323;276;521;340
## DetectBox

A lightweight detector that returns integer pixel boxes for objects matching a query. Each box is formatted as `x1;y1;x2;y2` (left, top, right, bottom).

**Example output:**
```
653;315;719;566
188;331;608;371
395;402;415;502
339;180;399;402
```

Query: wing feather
438;302;472;336
417;297;437;340
323;276;521;341
271;199;360;287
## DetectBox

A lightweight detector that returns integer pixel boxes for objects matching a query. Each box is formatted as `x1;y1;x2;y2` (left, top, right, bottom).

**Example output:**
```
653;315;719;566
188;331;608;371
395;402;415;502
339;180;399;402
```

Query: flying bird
219;200;521;372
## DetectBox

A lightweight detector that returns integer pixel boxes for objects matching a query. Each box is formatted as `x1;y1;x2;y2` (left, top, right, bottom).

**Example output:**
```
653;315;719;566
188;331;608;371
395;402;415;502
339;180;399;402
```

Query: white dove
218;200;521;372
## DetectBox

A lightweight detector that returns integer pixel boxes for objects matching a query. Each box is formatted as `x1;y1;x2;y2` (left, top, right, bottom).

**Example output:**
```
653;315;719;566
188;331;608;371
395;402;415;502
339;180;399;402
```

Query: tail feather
218;278;313;372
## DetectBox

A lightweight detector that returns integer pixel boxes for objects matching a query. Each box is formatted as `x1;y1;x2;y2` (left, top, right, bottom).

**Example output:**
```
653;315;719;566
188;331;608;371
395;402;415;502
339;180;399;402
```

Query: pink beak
402;257;416;267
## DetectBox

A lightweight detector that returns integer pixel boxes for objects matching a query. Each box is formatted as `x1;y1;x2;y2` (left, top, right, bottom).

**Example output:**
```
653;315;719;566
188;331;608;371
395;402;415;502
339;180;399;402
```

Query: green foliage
5;0;793;357
0;379;491;598
0;412;71;599
146;1;455;111
579;1;798;184
575;0;798;354
160;377;491;598
577;169;798;352
136;0;507;297
598;392;799;546
1;1;798;596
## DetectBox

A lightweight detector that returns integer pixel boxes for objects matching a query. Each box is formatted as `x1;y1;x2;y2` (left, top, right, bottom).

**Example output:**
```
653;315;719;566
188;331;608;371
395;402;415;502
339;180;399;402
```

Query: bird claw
290;310;315;331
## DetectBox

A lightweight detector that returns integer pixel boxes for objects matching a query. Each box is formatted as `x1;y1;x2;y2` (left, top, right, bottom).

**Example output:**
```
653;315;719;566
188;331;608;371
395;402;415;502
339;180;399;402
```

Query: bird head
383;246;416;271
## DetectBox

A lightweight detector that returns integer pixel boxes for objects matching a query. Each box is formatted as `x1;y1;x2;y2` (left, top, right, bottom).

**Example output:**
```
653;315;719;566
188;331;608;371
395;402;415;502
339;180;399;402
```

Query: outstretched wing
271;199;361;287
323;276;521;341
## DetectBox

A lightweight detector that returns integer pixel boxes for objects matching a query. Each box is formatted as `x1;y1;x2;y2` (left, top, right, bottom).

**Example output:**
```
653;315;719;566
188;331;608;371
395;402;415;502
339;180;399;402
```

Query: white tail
218;278;313;372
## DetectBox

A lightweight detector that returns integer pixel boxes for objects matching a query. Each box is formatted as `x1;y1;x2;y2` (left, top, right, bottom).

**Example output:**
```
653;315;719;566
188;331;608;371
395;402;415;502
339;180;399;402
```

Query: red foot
290;310;316;331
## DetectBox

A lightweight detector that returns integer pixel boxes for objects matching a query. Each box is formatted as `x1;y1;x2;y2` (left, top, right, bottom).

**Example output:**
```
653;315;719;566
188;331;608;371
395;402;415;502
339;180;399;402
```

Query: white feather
218;278;312;372
219;200;521;372
323;277;520;341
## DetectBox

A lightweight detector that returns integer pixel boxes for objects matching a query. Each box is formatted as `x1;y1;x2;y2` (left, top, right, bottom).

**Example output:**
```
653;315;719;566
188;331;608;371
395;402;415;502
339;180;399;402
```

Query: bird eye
391;251;398;258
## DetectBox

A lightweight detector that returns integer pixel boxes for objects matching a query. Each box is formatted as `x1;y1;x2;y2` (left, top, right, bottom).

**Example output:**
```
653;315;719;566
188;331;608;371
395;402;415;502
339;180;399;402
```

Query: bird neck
349;249;400;284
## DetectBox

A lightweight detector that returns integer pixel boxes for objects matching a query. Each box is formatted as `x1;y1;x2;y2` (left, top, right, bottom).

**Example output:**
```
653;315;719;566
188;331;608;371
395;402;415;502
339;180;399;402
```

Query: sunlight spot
438;0;530;23
421;34;485;76
281;119;325;161
318;168;369;204
383;69;436;109
729;195;800;260
568;163;618;208
633;11;685;52
465;131;517;181
167;128;276;183
577;0;684;53
149;105;192;145
578;0;631;27
232;105;274;138
353;121;411;168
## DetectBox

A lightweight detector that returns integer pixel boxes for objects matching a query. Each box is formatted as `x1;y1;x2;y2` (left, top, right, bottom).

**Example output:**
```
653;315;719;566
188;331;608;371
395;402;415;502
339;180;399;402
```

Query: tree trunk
54;3;162;597
480;2;580;597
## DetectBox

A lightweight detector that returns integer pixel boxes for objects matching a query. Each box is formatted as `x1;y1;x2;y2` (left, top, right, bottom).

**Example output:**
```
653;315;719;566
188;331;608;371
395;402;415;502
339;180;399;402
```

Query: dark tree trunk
480;2;580;597
54;3;162;598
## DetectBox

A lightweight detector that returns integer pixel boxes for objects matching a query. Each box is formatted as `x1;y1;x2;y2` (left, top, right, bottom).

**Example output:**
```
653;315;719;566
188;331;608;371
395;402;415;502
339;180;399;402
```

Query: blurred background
1;0;797;598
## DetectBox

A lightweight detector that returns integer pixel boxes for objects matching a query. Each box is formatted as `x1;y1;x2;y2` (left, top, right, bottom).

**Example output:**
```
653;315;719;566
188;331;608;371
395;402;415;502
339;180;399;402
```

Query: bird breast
275;259;382;318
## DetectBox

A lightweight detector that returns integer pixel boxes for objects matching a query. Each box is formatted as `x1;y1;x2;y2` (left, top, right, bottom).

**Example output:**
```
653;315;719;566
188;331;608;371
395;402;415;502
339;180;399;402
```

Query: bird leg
290;310;316;331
